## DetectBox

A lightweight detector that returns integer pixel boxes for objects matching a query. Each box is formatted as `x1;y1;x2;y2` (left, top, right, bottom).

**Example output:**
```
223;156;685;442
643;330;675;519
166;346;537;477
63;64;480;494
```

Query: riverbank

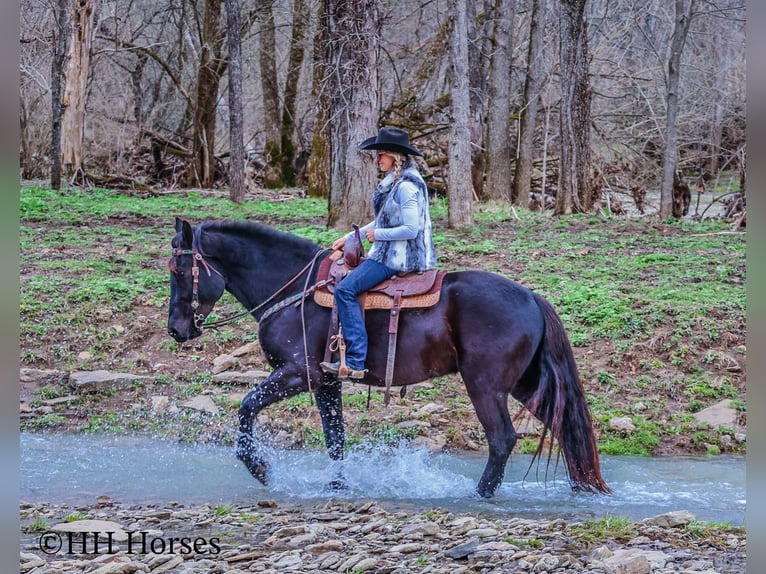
21;497;745;574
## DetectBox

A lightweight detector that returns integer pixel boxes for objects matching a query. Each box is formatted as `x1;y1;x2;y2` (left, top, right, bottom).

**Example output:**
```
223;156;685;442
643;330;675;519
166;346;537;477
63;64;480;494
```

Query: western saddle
314;230;446;405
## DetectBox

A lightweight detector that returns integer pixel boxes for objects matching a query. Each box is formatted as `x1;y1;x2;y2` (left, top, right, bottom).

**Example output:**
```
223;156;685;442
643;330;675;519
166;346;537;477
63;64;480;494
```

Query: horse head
167;217;226;342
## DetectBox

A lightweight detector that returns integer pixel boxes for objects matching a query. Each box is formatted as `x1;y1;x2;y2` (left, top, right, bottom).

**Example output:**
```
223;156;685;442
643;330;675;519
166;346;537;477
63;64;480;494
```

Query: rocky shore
20;497;745;574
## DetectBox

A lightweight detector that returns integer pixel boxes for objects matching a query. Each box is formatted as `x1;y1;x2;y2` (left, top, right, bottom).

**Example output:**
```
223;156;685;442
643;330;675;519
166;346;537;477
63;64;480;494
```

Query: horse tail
522;293;612;494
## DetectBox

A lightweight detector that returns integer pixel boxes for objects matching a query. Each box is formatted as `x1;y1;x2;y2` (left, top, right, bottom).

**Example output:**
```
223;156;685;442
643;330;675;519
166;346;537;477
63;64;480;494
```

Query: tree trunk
448;0;473;228
257;0;281;186
225;0;245;202
307;4;330;199
556;0;591;215
660;0;696;219
280;0;310;187
61;0;99;182
189;0;227;189
484;0;514;202
322;0;380;229
50;0;70;190
513;0;546;208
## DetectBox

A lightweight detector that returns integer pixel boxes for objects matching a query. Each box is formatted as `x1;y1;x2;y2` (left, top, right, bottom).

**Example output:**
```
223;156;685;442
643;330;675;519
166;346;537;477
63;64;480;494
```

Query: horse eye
176;270;185;278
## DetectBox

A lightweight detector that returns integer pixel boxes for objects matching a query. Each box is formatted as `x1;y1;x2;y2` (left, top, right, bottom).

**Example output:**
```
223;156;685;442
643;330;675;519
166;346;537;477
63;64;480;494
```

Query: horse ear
175;217;194;248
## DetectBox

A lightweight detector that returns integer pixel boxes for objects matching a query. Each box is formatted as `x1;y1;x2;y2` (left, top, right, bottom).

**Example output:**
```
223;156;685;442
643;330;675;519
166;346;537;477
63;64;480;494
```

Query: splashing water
20;433;744;524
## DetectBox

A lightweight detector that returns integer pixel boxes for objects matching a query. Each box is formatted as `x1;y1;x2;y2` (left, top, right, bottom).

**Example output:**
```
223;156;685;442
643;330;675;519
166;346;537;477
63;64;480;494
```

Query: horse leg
314;380;347;490
464;385;517;498
236;367;307;485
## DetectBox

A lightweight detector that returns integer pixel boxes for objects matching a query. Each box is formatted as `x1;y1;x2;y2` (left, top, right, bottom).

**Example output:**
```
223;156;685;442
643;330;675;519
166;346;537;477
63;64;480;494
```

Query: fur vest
367;162;437;273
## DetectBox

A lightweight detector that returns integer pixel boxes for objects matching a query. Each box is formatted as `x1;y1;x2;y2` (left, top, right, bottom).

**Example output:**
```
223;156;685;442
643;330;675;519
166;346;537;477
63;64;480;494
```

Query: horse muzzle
167;323;202;343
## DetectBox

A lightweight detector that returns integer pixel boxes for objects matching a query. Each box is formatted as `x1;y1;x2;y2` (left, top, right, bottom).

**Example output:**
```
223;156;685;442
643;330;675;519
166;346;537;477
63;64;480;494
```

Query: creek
20;432;745;525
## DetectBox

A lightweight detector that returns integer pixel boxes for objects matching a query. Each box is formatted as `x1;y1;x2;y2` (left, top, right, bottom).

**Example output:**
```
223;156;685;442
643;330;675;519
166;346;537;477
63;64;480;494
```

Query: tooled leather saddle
314;226;447;405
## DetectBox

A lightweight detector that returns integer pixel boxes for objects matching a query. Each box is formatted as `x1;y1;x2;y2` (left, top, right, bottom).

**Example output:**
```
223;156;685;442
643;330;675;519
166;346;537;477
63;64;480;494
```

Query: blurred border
6;0;21;570
747;1;762;571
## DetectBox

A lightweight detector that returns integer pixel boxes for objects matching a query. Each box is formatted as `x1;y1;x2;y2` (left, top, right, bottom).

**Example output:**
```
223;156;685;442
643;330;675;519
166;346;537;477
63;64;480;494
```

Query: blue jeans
335;259;396;370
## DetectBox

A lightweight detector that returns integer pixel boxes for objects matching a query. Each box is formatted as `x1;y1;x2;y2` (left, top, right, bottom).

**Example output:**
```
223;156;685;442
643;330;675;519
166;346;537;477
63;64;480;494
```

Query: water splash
20;433;745;524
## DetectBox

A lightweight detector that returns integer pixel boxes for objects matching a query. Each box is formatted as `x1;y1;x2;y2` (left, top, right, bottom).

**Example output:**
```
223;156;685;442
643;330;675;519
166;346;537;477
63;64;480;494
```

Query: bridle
171;241;331;331
171;246;224;329
171;229;334;394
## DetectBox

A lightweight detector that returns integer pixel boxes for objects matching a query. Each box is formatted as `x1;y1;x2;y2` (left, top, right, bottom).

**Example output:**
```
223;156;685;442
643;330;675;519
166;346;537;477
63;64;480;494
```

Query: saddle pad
314;263;447;310
314;287;442;310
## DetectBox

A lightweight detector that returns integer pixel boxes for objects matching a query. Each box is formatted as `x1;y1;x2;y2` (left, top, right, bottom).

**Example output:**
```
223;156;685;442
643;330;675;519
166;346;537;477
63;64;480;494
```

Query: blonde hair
389;152;406;182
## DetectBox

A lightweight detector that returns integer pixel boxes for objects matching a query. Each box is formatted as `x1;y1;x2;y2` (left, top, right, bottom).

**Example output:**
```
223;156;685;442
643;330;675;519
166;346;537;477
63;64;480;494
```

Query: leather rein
172;240;331;331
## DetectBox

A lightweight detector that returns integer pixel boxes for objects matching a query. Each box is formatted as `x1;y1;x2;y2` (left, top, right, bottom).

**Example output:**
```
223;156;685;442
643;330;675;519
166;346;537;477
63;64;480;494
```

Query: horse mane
199;219;322;258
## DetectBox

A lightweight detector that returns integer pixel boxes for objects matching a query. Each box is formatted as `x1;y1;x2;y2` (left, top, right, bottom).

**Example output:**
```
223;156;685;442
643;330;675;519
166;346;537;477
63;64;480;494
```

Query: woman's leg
333;259;395;370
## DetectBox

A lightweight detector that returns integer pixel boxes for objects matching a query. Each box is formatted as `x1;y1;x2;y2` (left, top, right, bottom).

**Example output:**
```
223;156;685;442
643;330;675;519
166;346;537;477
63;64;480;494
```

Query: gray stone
641;510;696;528
69;370;151;393
602;549;651;574
51;519;130;542
212;369;272;385
212;354;239;374
180;394;219;415
444;540;478;559
694;399;738;430
609;416;637;433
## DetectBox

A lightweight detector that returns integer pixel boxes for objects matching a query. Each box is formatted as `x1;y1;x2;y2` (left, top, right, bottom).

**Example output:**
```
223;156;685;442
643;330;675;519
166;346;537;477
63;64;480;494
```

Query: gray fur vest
367;162;438;273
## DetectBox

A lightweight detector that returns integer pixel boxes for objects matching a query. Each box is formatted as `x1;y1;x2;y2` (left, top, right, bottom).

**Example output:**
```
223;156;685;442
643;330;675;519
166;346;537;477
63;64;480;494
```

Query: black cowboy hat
359;126;423;157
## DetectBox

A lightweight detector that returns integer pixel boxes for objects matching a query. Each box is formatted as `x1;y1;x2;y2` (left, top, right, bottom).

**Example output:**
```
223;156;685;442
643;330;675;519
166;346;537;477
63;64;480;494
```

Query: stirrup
320;360;367;380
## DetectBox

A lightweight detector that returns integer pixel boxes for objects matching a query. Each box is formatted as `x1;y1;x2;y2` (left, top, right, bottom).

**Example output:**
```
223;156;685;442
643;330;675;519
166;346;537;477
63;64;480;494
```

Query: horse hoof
476;486;496;499
326;477;348;492
236;441;269;485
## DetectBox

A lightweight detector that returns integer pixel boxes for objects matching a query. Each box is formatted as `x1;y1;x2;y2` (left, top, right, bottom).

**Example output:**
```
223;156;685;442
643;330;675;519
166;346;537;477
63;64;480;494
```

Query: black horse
167;217;611;497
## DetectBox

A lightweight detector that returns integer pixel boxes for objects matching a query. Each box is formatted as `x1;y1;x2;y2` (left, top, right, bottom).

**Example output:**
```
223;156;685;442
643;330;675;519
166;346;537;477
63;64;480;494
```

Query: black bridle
171;242;332;331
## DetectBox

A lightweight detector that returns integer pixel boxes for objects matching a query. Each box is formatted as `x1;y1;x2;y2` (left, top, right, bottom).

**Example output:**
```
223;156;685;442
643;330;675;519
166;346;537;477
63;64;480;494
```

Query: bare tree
321;0;380;229
513;0;547;208
484;0;514;202
50;0;69;190
280;0;311;186
256;0;281;185
659;0;696;219
61;0;99;183
189;0;228;189
225;0;245;202
447;0;473;228
556;0;591;215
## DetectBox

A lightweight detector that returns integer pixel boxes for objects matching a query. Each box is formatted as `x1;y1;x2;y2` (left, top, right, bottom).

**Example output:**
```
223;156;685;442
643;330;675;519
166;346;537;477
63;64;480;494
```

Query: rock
40;395;78;406
413;402;448;417
466;527;498;538
444;540;478;559
609;416;636;433
230;342;261;357
180;395;219;415
513;408;542;435
305;540;343;554
77;351;93;362
694;399;738;429
51;519;130;542
20;368;64;383
212;370;272;385
641;510;696;528
212;354;238;374
150;395;172;414
69;370;151;393
602;548;652;574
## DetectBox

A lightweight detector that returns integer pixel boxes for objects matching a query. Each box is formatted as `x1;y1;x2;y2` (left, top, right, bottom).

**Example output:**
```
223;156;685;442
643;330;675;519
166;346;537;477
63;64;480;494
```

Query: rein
173;239;331;330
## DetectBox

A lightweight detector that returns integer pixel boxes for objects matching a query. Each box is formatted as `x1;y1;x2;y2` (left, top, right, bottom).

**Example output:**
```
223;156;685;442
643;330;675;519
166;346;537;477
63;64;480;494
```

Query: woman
320;126;437;380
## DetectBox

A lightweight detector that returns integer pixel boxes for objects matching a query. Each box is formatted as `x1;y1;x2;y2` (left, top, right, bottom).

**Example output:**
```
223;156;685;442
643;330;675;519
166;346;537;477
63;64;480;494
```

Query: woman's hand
332;236;346;250
365;228;376;242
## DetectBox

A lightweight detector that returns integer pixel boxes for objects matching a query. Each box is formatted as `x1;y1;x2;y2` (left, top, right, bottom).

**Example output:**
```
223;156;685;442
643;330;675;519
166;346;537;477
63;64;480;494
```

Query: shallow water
20;433;745;525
